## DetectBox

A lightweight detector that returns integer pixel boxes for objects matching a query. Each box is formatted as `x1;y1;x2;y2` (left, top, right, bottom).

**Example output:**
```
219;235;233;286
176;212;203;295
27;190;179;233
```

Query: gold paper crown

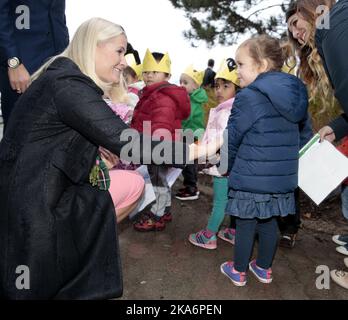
142;49;171;74
125;53;143;79
215;59;240;86
183;65;204;86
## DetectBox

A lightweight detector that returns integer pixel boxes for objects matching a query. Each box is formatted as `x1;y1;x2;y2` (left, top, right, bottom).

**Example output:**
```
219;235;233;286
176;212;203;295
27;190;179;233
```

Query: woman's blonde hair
31;17;128;103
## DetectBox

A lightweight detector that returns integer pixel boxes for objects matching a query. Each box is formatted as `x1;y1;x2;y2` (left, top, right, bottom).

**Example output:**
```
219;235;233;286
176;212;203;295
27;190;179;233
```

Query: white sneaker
330;269;348;290
336;245;348;256
344;258;348;268
332;235;348;246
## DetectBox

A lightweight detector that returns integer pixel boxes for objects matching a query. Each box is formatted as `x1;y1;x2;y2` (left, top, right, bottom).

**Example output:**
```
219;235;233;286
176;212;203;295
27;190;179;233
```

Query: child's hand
99;147;119;169
188;137;223;161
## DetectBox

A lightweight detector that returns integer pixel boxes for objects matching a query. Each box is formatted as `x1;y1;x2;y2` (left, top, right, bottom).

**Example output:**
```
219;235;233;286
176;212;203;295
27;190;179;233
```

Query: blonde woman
0;18;219;299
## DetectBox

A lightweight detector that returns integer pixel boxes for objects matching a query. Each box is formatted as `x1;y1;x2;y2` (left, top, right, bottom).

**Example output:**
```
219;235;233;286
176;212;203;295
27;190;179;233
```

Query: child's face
214;79;236;104
236;46;265;88
124;73;138;85
142;71;170;86
180;74;199;94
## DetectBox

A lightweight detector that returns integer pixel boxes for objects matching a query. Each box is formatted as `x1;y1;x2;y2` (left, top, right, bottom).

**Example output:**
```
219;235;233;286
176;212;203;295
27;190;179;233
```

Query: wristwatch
7;57;21;69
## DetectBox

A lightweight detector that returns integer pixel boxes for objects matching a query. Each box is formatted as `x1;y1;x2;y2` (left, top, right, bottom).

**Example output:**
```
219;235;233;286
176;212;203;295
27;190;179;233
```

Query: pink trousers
108;169;145;210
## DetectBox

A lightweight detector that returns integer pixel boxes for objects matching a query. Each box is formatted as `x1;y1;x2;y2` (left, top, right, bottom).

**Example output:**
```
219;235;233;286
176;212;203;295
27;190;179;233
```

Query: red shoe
160;212;172;223
133;214;165;232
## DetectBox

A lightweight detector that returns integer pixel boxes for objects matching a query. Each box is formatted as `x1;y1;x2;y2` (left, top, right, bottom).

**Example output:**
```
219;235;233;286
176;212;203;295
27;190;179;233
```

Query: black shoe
175;187;199;201
279;233;297;248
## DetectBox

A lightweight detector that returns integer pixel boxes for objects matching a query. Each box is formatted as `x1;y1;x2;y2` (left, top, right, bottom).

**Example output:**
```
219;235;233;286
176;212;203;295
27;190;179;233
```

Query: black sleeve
53;75;188;165
320;19;348;139
0;0;20;64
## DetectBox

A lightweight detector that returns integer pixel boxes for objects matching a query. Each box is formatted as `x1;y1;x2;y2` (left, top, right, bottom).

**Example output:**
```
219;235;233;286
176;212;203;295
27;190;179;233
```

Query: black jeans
278;188;301;235
0;68;21;133
234;217;279;272
229;216;236;229
183;164;198;191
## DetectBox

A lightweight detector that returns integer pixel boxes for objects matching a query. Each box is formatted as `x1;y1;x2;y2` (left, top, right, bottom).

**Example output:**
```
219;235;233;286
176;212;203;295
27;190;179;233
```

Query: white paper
166;168;182;187
299;135;348;205
129;165;156;219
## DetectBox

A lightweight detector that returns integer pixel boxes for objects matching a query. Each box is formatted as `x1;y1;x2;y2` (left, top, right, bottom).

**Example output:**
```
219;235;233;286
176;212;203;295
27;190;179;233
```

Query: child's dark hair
240;35;289;72
215;78;240;92
150;51;170;77
152;52;164;62
123;66;137;79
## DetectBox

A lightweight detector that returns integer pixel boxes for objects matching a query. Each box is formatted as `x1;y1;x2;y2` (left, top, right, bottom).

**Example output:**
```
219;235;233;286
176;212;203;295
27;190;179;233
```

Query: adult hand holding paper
298;134;348;205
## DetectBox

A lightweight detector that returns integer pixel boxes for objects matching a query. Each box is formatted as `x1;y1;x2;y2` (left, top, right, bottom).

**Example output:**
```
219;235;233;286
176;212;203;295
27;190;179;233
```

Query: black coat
316;0;348;140
0;57;187;299
202;67;216;88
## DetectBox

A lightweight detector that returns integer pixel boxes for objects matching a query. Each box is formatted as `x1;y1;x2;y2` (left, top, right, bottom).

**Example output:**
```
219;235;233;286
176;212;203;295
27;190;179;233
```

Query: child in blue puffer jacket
220;35;312;286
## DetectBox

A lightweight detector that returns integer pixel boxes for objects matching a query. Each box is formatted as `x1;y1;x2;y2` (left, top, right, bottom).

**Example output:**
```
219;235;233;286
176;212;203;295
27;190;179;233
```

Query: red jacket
337;136;348;185
131;81;190;141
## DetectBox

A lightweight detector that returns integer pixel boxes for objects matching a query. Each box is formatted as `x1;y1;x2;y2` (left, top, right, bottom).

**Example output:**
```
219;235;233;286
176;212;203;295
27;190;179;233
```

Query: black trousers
0;67;21;133
183;164;198;190
277;188;301;235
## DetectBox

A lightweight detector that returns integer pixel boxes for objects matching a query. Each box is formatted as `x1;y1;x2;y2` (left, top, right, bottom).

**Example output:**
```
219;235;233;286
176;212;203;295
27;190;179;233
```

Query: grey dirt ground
119;176;348;300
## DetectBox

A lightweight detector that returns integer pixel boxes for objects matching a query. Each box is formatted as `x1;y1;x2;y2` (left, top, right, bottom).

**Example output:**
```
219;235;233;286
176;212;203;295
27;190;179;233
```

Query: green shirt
182;87;208;139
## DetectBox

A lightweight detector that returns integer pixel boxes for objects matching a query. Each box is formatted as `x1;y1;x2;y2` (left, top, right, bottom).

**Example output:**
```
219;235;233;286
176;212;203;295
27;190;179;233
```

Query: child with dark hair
188;58;240;250
131;49;190;232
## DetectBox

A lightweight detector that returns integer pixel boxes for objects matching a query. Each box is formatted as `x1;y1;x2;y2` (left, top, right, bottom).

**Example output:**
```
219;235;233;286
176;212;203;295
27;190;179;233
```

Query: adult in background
0;0;69;132
202;59;218;126
277;1;314;249
202;58;216;88
287;0;348;290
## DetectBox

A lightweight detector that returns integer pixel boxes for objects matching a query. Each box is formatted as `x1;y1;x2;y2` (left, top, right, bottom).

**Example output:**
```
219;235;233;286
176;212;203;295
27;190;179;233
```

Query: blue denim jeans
341;185;348;220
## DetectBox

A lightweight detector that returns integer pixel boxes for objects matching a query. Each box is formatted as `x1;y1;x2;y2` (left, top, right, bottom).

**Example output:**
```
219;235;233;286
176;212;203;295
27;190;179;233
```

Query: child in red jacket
131;49;190;231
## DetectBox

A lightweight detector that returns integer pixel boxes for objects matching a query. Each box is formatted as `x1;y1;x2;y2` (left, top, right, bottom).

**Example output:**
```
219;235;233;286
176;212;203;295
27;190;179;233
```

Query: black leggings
234;217;279;272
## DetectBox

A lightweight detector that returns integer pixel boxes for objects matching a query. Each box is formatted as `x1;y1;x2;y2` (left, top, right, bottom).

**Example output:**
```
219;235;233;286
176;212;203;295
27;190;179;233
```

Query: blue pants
341;185;348;220
234;217;279;272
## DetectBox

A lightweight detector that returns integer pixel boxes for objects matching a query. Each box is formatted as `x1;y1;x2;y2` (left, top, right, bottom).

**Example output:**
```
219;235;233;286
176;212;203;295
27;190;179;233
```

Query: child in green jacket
176;65;208;200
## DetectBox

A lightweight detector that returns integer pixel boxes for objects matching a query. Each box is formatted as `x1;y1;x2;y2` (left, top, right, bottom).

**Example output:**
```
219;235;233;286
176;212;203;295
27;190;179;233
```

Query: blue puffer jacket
222;71;311;194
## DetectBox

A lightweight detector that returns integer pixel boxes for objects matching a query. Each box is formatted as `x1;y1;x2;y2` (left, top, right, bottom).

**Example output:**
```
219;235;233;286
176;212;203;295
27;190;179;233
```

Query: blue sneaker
249;260;273;284
217;228;236;245
189;230;217;250
220;261;247;286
